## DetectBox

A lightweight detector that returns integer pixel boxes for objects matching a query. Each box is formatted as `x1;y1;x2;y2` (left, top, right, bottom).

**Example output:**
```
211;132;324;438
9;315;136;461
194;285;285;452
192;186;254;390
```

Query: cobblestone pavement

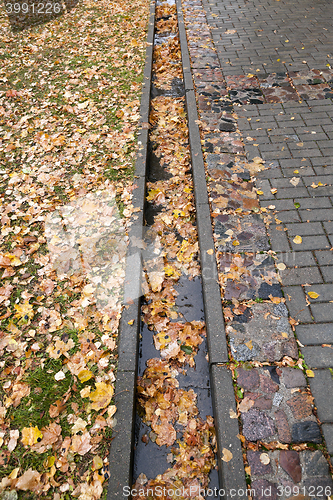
181;0;333;495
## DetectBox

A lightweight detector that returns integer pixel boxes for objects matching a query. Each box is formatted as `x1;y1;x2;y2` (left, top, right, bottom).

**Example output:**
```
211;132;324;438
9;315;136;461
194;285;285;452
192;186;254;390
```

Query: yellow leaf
92;455;103;471
147;188;161;202
78;369;94;383
8;468;19;479
245;340;253;350
269;294;282;304
14;300;34;321
21;426;43;446
173;208;185;218
306;369;315;378
232;240;240;246
89;382;114;410
5;253;22;267
271;188;278;194
308;291;319;299
164;265;180;278
207;249;213;255
222;448;233;462
154;332;171;349
130;38;138;47
276;262;286;271
293;235;302;244
127;319;135;325
245;466;251;475
281;332;289;338
257;190;264;195
43;456;55;468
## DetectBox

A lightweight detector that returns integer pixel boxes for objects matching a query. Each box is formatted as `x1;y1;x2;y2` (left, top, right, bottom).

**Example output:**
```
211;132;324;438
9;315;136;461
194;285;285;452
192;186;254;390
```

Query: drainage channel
131;0;220;497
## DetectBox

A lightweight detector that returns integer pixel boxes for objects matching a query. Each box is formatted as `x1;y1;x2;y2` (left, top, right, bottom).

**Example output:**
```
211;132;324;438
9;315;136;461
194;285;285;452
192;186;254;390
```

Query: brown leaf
15;469;41;491
222;448;233;462
71;432;92;455
49;400;66;418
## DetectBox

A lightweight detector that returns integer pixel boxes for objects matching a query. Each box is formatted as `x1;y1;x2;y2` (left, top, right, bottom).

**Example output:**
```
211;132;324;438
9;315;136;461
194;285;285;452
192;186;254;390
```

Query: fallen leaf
293;235;302;244
238;397;254;413
229;408;237;419
89;382;114;410
222;448;233;462
71;432;92;455
290;177;300;186
16;469;41;491
8;429;20;452
22;426;43;447
260;453;270;465
307;291;319;299
276;262;286;271
306;370;315;378
244;340;253;350
78;369;94;383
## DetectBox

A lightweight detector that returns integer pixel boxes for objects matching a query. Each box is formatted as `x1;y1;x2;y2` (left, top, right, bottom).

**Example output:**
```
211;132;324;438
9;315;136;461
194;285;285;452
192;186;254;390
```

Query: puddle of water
148;146;173;182
151;77;186;98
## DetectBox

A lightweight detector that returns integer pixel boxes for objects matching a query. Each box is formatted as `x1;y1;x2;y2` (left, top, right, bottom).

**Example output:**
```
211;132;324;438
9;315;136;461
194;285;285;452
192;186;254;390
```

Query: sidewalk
181;0;333;495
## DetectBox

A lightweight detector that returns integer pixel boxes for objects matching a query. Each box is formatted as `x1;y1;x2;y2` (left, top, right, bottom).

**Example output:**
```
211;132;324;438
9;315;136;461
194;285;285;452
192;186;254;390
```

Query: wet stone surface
205;153;251;181
227;302;298;362
203;132;244;154
237;367;318;444
248;450;332;500
226;74;260;90
295;84;333;101
261;86;299;103
218;252;279;301
289;69;327;86
229;88;265;106
214;213;269;253
242;408;275;441
258;72;290;89
200;111;236;132
208;170;259;212
193;68;224;83
292;421;322;444
191;56;220;70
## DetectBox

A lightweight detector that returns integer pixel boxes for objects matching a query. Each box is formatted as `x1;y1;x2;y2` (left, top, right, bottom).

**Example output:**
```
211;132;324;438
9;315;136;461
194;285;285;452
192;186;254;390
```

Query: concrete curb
176;0;248;496
175;0;228;366
211;366;248;499
107;2;155;497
